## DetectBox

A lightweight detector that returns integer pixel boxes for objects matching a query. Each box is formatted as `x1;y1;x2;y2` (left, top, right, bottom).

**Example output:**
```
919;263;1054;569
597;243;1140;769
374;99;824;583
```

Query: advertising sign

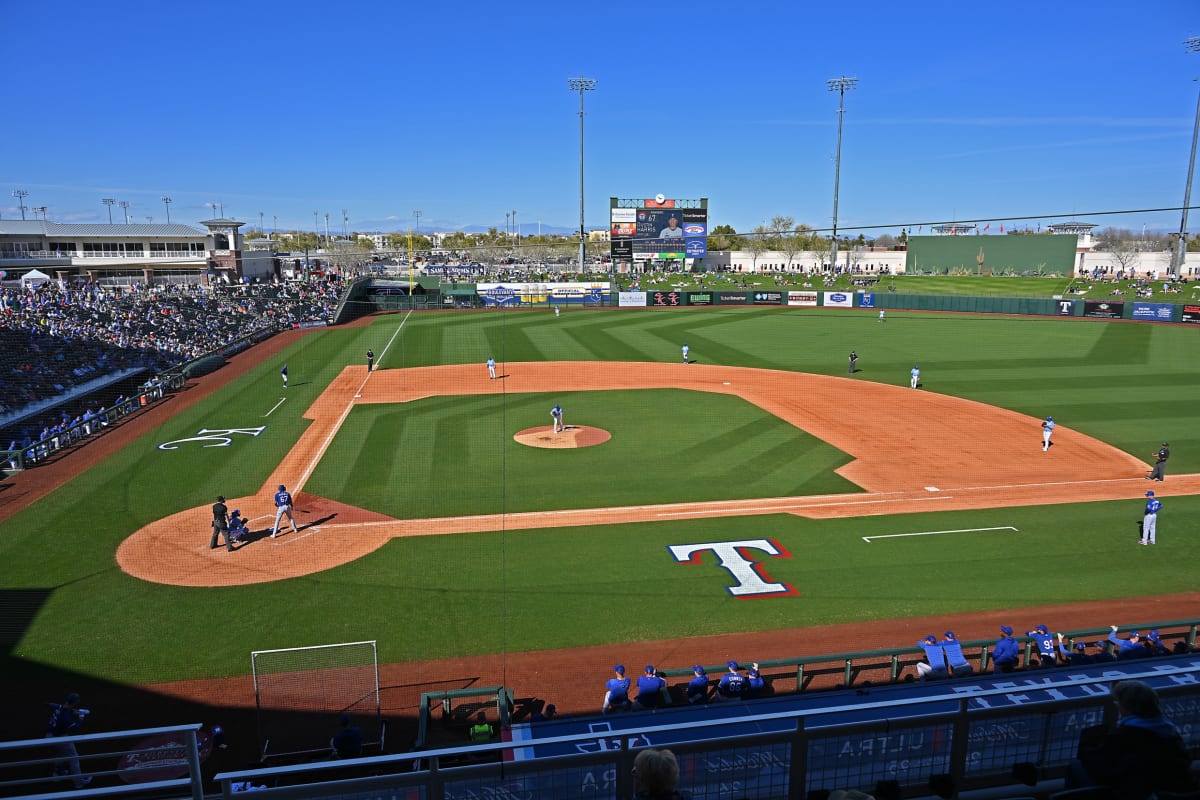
1131;302;1174;322
478;283;610;306
611;238;633;260
858;293;875;308
618;291;647;307
1183;305;1200;324
611;208;636;223
687;292;713;306
822;291;853;308
787;291;818;307
1083;300;1123;319
752;291;783;305
649;290;683;307
685;239;707;258
718;292;748;305
1055;300;1075;316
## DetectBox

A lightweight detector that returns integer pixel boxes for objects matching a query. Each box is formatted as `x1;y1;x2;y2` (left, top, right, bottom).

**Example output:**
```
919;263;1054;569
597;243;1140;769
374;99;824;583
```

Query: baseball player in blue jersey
1140;490;1161;545
281;363;288;389
228;510;249;543
602;664;631;713
1041;416;1055;452
550;403;563;434
910;364;920;389
1056;633;1094;666
1026;624;1057;667
46;693;91;787
686;665;711;704
992;625;1020;673
715;660;747;700
1108;626;1144;658
682;343;690;364
916;635;947;679
272;484;298;538
634;665;667;710
486;357;496;380
941;632;974;676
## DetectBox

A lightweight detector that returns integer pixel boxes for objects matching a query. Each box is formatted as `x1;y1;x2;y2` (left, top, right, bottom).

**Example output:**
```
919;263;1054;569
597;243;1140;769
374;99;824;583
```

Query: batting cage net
252;640;381;760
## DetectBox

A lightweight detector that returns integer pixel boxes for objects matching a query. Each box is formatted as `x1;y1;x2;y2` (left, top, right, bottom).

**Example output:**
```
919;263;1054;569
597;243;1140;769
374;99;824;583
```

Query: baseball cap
1149;630;1161;641
644;665;655;674
545;704;556;714
66;692;80;704
944;631;957;640
1163;442;1169;446
613;664;625;675
727;660;739;670
217;495;225;502
748;668;760;677
1035;624;1049;633
692;665;705;675
231;509;241;516
278;484;286;491
924;635;938;644
1146;491;1155;497
1075;642;1088;651
1130;631;1140;639
1000;625;1013;635
1047;416;1053;421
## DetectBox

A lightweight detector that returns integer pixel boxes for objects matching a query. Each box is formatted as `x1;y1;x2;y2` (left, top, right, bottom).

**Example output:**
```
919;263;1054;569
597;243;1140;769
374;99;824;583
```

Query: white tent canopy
19;269;52;287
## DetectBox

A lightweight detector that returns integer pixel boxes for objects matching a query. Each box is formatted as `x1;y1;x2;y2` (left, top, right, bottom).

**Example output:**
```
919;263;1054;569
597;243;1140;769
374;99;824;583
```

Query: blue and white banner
858;293;875;308
619;291;647;307
822;291;853;308
1131;302;1174;322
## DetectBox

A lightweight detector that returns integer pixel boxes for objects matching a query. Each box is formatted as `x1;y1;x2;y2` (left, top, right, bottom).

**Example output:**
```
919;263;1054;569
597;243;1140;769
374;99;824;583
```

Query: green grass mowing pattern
4;308;1200;682
305;389;858;518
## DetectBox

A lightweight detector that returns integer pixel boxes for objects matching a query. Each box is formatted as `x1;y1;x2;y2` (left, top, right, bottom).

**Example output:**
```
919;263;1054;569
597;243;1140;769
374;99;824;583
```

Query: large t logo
667;539;797;598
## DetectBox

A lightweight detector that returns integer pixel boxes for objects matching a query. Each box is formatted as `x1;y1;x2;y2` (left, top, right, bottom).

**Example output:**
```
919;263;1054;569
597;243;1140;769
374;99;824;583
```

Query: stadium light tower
1173;37;1200;276
33;206;48;221
118;200;132;224
568;76;597;272
12;189;29;220
102;198;116;224
161;196;173;224
412;210;422;235
827;75;857;273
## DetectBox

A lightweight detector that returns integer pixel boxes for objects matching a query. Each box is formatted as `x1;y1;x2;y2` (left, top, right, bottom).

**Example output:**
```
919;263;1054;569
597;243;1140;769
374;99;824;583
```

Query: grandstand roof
0;221;206;237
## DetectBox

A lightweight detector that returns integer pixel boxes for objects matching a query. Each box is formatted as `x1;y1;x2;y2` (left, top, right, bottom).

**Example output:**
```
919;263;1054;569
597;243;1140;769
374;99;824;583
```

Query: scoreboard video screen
611;197;708;262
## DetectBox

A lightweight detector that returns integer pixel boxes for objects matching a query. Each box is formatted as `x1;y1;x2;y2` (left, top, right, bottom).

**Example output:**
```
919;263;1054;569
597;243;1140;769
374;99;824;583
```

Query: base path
117;362;1165;587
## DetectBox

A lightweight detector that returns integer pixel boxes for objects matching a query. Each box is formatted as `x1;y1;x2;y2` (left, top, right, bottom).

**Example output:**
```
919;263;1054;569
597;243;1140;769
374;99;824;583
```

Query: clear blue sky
4;0;1198;237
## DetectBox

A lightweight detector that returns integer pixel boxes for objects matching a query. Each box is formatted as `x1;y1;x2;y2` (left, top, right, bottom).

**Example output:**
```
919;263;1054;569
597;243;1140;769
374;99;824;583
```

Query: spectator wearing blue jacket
942;631;974;676
1109;626;1144;659
992;625;1020;673
916;635;948;680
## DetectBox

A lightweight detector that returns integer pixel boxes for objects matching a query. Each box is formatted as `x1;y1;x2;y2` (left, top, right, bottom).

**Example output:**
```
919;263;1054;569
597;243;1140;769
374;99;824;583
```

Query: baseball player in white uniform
1041;416;1055;451
910;365;920;389
272;484;298;538
486;357;496;380
1141;491;1161;545
551;403;564;434
682;343;690;364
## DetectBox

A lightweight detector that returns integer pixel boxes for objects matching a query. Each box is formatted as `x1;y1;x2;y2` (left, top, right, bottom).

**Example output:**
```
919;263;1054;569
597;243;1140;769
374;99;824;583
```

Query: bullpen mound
514;425;611;449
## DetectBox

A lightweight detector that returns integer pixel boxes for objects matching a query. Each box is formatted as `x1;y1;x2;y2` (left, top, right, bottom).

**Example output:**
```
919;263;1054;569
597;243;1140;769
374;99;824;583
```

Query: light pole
827;75;858;273
102;198;116;224
206;202;220;220
118;200;132;224
313;211;320;246
260;211;266;237
324;212;331;246
512;209;519;246
272;215;277;241
412;210;422;235
1173;36;1200;276
342;209;348;240
568;76;596;273
145;216;154;224
33;206;47;221
161;196;172;224
12;189;29;220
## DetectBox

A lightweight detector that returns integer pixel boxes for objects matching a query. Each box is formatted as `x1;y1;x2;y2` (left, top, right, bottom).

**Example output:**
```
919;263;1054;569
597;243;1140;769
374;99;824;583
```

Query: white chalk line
862;526;1019;543
263;397;287;417
296;310;415;492
271;527;321;546
655;495;955;517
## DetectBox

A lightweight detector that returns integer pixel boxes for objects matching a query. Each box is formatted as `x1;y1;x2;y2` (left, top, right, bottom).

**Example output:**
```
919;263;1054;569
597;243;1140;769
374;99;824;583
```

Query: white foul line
354;307;413;397
655;495;955;518
272;527;321;545
264;397;287;417
862;525;1019;543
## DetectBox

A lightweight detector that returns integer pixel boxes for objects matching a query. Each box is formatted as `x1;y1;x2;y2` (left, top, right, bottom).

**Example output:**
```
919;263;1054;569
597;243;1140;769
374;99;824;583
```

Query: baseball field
4;304;1200;736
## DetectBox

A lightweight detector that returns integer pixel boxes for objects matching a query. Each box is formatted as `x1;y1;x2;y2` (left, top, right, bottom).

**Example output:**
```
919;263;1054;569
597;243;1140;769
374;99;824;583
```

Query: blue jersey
1043;420;1055;433
1146;498;1162;515
605;677;630;704
281;364;288;376
992;637;1019;665
941;640;969;669
687;674;710;702
636;675;666;707
1028;632;1056;657
275;490;293;508
551;405;562;418
717;672;747;698
47;704;85;737
919;641;946;670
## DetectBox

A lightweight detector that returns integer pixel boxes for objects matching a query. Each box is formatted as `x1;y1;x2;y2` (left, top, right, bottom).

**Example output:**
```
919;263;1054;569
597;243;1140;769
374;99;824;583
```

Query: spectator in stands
1067;679;1194;799
603;665;631;714
991;625;1019;673
1108;626;1144;658
916;635;947;680
634;665;667;710
329;714;363;759
1026;624;1057;667
686;665;711;705
633;748;685;800
940;632;974;676
1057;634;1094;666
714;660;748;701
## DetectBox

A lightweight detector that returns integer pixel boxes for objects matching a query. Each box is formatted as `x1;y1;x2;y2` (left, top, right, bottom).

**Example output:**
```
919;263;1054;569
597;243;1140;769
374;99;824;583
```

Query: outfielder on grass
272;484;298;538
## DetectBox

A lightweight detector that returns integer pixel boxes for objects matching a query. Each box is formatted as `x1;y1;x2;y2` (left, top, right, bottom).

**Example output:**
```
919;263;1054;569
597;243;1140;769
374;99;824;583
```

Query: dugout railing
212;662;1200;800
655;619;1200;700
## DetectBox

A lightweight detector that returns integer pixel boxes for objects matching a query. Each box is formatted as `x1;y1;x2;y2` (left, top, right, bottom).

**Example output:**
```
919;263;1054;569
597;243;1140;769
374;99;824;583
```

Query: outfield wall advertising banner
619;291;647;307
687;292;713;306
858;293;875;308
1183;305;1200;324
1084;300;1123;319
1055;300;1075;316
477;282;610;305
1131;302;1174;322
753;291;783;305
611;208;636;223
649;290;683;306
822;291;853;308
787;291;818;306
718;292;748;305
685;238;708;258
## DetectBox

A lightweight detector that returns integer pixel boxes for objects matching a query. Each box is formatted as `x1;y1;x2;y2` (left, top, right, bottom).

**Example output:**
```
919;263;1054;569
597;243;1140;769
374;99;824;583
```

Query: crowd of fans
1;275;347;462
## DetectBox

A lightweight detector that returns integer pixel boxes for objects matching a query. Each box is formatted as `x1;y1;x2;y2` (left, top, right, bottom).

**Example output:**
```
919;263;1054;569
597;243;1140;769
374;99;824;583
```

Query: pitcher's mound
514;425;611;449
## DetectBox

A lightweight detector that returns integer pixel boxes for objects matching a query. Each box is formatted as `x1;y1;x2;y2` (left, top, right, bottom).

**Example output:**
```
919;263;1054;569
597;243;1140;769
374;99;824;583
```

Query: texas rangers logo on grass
157;427;267;451
668;539;798;598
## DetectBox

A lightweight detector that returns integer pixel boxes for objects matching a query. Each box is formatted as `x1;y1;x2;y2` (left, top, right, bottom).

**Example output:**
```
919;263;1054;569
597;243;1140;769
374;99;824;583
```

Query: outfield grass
2;307;1199;683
